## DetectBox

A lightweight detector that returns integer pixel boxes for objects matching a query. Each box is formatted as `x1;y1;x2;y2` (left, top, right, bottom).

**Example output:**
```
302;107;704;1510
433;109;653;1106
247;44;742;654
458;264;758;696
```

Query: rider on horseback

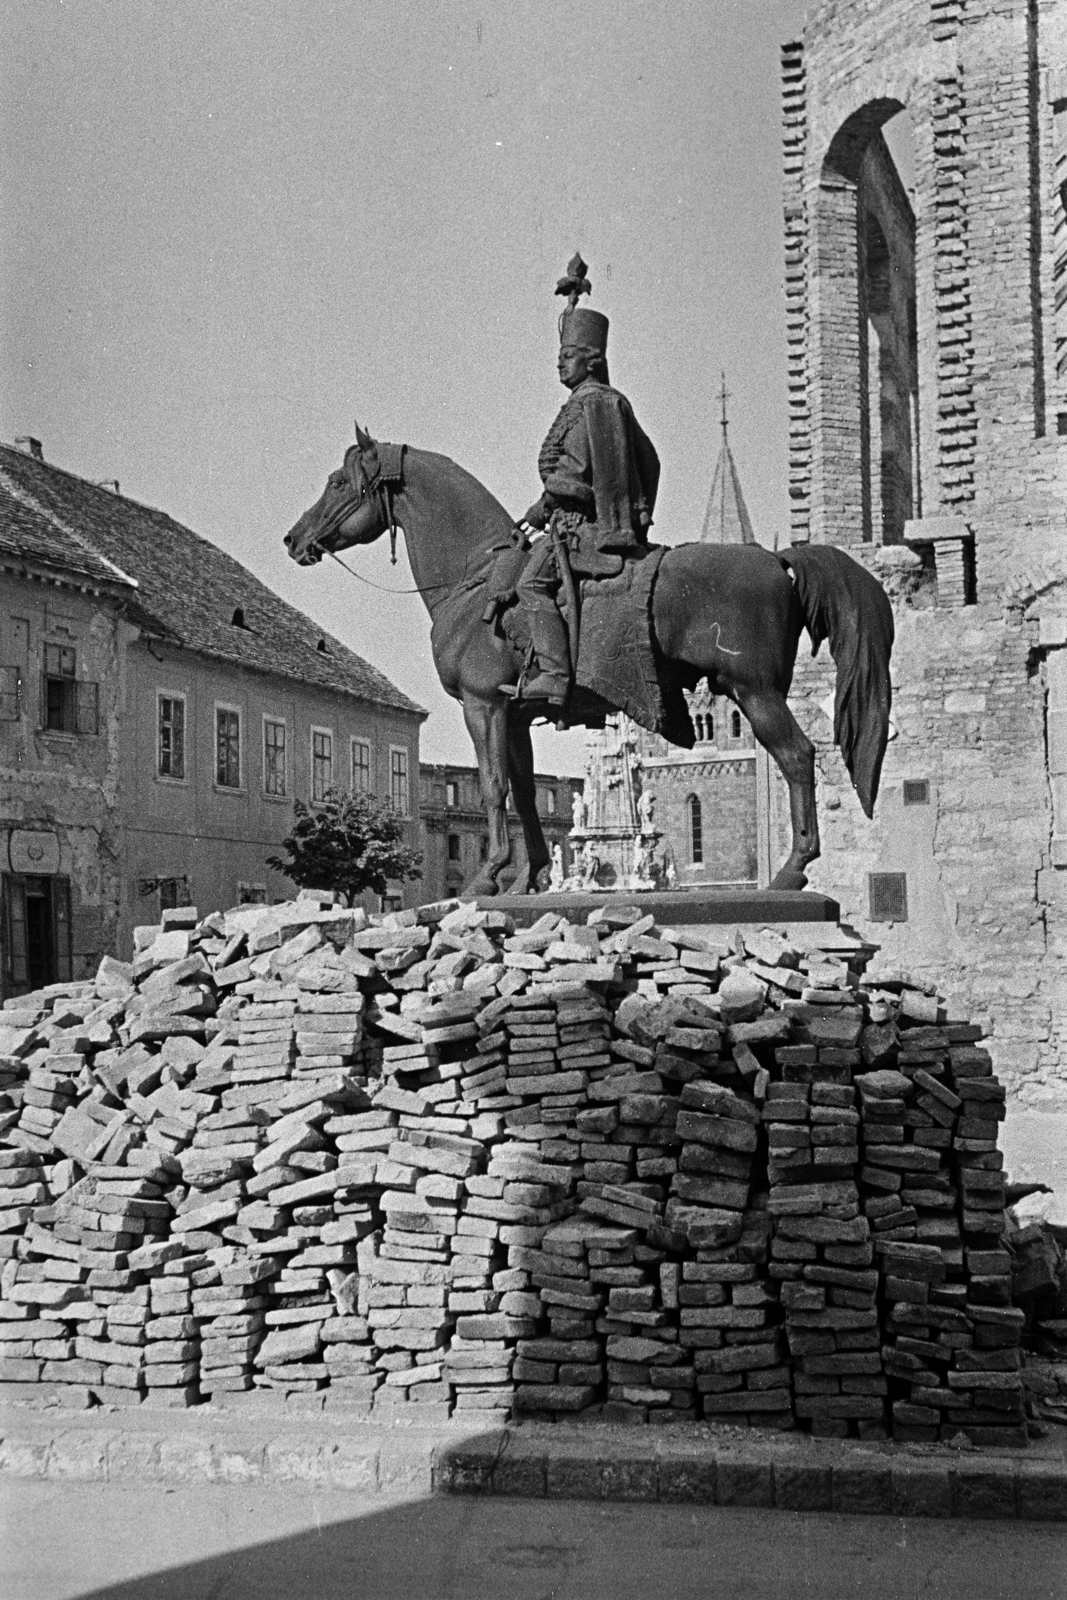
503;255;660;707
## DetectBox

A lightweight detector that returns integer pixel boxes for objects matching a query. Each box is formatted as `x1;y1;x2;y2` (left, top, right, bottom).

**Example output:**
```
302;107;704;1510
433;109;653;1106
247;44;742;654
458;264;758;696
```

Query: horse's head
284;425;396;566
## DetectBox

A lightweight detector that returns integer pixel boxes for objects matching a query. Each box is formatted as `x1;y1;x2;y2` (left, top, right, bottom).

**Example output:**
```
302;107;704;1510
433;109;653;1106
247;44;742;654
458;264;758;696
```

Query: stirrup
502;673;568;706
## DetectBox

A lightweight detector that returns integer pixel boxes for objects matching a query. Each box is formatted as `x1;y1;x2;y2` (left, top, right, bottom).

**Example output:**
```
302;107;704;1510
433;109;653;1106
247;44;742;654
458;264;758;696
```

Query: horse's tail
778;544;894;818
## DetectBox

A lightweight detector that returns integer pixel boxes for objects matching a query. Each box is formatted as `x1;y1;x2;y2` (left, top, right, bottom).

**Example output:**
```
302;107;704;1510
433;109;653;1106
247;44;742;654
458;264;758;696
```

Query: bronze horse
285;427;894;897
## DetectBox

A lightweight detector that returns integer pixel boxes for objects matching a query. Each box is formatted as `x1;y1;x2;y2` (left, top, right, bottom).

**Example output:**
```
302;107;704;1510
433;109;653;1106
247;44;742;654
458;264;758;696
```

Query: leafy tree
267;790;422;905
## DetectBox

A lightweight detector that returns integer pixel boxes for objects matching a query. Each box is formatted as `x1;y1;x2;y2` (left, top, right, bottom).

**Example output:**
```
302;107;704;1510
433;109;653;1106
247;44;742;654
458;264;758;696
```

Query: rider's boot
502;601;570;705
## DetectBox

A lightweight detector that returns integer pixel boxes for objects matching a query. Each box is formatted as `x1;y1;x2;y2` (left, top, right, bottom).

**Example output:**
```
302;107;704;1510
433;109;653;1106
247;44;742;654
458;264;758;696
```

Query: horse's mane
405;446;517;535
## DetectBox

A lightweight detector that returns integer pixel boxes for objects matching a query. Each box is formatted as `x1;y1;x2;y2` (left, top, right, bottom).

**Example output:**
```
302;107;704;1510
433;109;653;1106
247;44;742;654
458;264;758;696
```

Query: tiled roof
0;465;138;591
0;444;425;716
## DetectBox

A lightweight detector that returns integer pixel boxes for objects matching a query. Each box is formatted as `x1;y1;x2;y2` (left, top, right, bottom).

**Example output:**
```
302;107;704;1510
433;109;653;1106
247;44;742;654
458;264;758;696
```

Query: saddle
492;539;693;745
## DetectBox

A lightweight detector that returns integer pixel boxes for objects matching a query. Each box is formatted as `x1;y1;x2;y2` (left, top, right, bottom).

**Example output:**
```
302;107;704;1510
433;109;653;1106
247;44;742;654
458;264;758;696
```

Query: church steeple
699;374;756;545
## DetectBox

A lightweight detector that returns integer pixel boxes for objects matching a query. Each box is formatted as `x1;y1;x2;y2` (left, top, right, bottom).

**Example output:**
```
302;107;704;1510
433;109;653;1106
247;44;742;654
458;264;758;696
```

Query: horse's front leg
459;693;513;896
504;714;551;894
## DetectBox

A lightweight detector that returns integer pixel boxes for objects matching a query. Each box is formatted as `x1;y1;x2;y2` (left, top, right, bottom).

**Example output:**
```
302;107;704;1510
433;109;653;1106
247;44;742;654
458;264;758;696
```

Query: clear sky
2;0;810;774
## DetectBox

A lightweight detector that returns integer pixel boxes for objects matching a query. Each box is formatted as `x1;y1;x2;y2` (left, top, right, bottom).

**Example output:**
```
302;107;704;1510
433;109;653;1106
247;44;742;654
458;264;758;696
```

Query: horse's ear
354;420;376;452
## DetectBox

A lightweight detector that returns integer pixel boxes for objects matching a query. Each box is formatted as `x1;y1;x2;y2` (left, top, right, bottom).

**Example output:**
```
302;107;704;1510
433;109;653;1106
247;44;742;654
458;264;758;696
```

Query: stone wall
775;0;1067;1106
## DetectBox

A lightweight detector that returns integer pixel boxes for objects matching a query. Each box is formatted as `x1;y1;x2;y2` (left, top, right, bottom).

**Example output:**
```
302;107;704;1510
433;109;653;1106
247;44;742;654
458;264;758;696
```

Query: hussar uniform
512;302;661;705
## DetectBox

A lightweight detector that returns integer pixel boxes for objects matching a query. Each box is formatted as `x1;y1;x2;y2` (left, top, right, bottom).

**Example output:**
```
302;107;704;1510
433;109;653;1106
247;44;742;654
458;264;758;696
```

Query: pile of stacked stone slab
0;892;1037;1445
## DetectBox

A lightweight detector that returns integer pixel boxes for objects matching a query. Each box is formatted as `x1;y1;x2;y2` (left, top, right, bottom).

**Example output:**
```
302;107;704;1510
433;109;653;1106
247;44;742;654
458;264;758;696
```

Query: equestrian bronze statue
284;259;894;899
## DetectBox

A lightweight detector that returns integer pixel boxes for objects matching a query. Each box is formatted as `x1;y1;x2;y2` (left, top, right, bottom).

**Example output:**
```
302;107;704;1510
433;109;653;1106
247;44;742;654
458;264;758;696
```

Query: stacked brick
0;893;1039;1447
765;1079;882;1440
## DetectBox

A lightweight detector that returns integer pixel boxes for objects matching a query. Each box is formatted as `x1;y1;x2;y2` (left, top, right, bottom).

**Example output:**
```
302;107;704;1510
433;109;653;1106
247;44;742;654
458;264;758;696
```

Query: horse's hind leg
460;693;513;896
505;715;551;895
735;685;820;891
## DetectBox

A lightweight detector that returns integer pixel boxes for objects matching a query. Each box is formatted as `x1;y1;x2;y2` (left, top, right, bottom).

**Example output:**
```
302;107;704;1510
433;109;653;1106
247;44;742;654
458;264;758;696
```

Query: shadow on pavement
54;1480;1067;1600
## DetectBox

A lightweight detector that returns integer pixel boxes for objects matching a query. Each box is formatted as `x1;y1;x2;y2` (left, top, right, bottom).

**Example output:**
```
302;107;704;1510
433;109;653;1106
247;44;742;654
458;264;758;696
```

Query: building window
42;644;97;734
264;718;287;796
381;893;402;913
545;789;557;815
351;738;372;794
390;747;409;815
480;836;489;862
447;833;461;862
688;794;703;864
903;779;930;807
730;709;742;740
237;882;268;905
869;872;908;922
311;728;333;802
215;707;241;788
158;695;186;780
0;665;21;721
445;780;458;807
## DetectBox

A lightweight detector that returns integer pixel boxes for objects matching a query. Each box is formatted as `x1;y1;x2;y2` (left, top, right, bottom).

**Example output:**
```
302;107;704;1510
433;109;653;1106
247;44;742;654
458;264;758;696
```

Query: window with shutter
52;879;72;981
75;681;99;735
42;643;77;731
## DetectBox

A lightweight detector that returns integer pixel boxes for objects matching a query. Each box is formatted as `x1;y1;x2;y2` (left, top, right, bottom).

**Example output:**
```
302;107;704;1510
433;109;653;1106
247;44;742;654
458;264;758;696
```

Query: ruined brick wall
777;0;1067;1105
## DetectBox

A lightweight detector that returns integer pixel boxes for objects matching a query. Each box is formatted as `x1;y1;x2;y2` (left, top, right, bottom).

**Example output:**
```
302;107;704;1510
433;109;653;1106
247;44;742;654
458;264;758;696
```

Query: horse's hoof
464;875;499;898
769;865;809;892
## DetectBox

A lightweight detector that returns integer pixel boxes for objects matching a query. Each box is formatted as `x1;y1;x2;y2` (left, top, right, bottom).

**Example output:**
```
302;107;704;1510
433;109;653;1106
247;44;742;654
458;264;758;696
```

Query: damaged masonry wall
774;0;1067;1105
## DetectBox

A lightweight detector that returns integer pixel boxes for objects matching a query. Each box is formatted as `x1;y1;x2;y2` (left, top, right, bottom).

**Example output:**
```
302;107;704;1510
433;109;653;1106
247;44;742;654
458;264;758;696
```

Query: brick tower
773;0;1067;1103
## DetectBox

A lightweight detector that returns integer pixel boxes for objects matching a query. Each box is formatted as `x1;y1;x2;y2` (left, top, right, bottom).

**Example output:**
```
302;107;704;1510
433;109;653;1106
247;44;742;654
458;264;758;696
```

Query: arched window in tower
688;794;703;864
694;714;705;741
815;102;919;544
706;712;715;744
730;709;742;740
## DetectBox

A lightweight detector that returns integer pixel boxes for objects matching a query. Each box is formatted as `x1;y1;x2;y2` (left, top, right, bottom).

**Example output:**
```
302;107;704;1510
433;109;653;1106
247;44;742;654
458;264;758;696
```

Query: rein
326;548;454;598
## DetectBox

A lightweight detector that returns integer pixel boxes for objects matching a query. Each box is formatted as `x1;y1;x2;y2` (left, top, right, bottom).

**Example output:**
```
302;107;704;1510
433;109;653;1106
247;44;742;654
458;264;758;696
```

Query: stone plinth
476;887;840;929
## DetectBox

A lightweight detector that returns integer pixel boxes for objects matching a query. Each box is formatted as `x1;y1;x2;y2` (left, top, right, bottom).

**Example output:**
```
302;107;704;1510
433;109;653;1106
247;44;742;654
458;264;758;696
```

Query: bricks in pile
0;894;1033;1442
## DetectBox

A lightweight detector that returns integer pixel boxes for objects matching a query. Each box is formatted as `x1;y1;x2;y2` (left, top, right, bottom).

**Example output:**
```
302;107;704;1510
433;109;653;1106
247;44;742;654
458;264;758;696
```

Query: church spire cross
699;375;756;546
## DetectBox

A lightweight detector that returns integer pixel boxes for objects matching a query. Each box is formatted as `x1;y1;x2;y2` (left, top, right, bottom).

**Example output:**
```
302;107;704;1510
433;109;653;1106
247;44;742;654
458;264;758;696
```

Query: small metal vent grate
903;780;930;806
869;872;908;922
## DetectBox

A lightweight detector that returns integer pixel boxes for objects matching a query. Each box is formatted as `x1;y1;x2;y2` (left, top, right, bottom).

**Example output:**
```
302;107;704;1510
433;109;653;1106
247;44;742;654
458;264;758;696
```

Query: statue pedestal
478;885;843;932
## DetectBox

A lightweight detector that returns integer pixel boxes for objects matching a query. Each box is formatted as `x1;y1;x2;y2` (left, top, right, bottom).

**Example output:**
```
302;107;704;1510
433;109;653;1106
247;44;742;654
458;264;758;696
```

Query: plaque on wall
8;829;61;875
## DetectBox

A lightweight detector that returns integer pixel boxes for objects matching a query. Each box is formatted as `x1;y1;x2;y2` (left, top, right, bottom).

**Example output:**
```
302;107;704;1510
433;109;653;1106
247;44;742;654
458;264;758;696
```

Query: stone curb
0;1425;433;1498
1;1412;1065;1520
435;1433;1067;1522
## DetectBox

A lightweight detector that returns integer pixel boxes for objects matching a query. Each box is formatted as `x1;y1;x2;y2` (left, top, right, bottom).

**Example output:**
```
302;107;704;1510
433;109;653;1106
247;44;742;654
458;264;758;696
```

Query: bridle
298;437;483;599
311;440;406;565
